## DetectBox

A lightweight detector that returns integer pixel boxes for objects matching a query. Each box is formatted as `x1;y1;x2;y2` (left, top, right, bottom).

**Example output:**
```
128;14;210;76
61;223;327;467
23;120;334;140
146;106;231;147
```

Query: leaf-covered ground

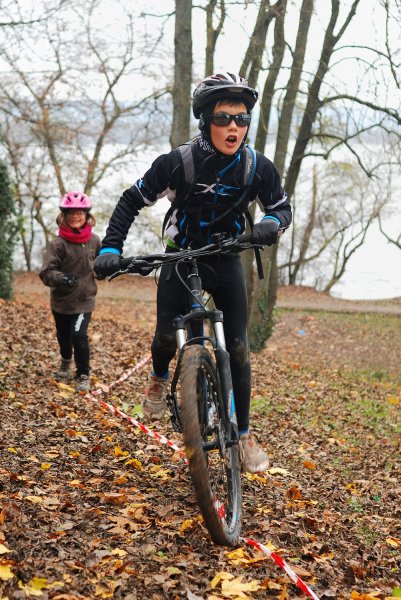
1;274;400;599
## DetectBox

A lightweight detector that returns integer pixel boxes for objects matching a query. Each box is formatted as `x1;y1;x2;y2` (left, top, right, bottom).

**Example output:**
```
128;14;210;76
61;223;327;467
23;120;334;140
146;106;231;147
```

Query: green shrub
0;160;17;300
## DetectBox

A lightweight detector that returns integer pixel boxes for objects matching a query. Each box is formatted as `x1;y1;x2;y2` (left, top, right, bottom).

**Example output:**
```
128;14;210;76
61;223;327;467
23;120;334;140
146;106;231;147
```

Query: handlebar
109;234;257;280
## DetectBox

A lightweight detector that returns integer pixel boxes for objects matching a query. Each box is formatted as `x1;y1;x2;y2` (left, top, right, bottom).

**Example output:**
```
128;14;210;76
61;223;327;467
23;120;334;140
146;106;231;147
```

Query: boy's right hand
94;252;121;277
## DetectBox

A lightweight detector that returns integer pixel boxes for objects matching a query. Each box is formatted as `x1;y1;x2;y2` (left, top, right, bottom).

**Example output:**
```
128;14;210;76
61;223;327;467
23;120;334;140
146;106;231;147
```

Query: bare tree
204;0;226;76
280;159;384;292
0;0;65;28
170;0;192;148
284;0;361;200
234;0;401;349
378;218;401;251
0;0;171;268
243;1;287;350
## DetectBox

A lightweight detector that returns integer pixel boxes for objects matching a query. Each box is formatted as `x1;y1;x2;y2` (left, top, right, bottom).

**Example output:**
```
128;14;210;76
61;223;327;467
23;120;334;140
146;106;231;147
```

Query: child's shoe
239;432;269;473
143;373;169;419
56;358;72;380
76;374;90;392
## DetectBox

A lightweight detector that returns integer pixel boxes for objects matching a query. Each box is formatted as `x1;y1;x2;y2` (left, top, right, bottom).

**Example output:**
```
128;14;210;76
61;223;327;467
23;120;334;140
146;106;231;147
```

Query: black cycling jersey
101;138;291;251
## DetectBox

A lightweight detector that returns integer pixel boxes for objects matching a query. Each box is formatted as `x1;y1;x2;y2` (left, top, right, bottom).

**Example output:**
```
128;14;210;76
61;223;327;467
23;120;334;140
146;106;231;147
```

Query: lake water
331;223;401;300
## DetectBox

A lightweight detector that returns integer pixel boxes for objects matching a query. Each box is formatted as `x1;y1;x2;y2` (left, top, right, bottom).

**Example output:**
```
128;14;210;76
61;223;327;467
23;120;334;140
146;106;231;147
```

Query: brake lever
107;268;130;281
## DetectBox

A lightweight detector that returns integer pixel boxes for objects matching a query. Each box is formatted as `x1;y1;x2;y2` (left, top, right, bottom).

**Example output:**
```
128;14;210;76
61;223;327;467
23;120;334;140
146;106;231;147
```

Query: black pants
151;254;251;432
52;311;92;376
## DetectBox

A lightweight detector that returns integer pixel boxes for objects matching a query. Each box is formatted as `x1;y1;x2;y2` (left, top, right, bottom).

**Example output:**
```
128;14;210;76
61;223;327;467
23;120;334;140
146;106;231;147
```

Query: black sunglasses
210;112;251;127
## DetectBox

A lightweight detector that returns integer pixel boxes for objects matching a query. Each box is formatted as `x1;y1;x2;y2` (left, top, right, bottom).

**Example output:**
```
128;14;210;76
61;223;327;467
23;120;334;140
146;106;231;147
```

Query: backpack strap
179;143;195;184
242;144;257;187
161;142;196;242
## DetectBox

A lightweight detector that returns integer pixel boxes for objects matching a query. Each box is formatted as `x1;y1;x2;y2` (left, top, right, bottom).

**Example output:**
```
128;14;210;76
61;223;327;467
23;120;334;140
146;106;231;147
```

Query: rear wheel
180;344;242;545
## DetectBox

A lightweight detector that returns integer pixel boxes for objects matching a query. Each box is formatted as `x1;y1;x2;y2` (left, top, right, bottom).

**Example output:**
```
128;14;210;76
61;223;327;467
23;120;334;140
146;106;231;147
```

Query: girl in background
40;192;100;391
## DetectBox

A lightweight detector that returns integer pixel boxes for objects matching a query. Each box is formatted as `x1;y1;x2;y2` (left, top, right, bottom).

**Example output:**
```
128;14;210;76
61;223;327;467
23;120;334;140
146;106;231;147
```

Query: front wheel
180;344;242;546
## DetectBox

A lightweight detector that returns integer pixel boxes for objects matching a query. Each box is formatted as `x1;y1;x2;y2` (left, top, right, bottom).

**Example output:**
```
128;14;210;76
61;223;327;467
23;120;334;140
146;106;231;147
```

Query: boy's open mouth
226;135;237;143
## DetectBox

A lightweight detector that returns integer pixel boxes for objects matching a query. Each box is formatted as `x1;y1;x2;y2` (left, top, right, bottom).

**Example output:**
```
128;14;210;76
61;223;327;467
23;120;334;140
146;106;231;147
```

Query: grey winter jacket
39;234;101;314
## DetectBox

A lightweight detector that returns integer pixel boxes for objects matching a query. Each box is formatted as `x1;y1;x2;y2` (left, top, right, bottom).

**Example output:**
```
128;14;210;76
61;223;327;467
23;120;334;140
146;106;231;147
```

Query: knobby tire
180;344;242;546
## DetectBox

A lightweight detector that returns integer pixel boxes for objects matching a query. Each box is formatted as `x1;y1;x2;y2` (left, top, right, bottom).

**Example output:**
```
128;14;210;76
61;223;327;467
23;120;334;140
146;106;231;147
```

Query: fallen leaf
125;458;143;470
286;486;303;501
221;575;262;596
57;382;75;392
113;474;129;484
268;467;290;476
0;563;14;581
211;572;233;589
110;548;127;557
179;519;197;534
350;593;383;600
25;496;43;504
386;537;400;547
100;493;128;506
114;446;129;457
18;576;49;596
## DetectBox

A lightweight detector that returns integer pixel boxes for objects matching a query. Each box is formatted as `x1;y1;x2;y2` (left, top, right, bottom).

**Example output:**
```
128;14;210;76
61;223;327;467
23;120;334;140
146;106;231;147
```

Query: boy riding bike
94;72;292;473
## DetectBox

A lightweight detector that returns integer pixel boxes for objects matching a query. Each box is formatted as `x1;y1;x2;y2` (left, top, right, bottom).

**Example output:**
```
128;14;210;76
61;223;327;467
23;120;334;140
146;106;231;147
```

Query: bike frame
169;257;238;446
112;235;256;443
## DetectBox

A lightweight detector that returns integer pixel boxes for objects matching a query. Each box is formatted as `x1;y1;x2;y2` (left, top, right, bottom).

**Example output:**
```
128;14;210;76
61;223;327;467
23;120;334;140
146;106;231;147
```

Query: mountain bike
109;234;256;546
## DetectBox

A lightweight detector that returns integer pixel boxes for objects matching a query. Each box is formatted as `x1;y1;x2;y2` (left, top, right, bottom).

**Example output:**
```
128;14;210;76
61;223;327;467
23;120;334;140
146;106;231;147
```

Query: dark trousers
151;254;251;432
52;311;92;376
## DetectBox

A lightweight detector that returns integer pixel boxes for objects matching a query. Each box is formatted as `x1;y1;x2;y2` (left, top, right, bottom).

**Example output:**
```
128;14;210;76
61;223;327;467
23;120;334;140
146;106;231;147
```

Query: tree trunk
274;0;313;176
240;0;275;85
288;163;317;283
284;0;360;200
247;1;286;352
205;0;225;76
170;0;192;148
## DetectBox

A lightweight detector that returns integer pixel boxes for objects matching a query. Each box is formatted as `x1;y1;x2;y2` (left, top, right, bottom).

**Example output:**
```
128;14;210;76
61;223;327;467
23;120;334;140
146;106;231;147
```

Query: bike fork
210;311;238;445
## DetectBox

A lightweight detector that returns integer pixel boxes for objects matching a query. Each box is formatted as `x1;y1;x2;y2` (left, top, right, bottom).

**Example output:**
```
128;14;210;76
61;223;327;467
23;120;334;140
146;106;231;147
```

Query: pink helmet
60;191;91;211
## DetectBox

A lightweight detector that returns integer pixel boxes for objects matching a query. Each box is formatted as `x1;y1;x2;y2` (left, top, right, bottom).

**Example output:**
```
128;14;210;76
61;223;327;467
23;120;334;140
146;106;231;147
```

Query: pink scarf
59;223;93;244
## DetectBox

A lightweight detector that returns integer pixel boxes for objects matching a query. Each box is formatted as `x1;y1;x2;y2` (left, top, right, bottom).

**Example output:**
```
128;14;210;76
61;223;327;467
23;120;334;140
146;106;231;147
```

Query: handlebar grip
238;233;252;243
120;257;133;269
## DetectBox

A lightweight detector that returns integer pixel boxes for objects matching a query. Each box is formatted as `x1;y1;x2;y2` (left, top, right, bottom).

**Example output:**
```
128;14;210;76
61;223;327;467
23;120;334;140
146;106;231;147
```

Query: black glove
94;252;121;277
61;273;78;288
251;218;280;246
134;260;153;276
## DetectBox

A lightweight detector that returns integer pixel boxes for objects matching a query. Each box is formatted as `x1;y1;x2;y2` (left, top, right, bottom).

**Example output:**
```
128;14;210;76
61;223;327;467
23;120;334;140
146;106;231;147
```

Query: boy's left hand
251;218;279;246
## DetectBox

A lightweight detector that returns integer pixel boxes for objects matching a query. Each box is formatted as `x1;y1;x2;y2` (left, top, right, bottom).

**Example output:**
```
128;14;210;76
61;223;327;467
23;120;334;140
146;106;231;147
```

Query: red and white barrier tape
82;356;320;599
241;537;320;599
84;355;185;459
89;355;152;396
85;394;186;459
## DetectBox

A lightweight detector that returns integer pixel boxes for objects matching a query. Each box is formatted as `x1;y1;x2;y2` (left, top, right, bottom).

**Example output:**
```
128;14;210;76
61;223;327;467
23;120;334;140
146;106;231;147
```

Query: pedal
166;393;182;433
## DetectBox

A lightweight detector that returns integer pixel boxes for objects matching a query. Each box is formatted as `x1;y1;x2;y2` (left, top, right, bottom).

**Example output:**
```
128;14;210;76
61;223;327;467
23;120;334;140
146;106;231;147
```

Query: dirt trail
276;284;401;315
13;272;401;314
1;272;400;599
